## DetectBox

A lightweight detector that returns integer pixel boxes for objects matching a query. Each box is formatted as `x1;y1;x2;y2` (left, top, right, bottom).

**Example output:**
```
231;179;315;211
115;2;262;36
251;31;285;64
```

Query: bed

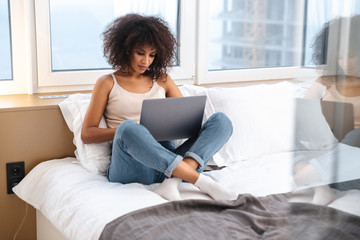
13;81;360;240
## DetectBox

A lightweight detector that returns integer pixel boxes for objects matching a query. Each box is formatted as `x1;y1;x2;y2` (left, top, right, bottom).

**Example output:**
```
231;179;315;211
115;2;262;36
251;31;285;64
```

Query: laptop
320;100;354;140
140;96;207;141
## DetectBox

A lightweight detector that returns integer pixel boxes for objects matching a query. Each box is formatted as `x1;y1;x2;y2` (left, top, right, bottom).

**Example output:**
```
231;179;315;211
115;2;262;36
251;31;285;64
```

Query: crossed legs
154;157;238;201
108;113;238;201
153;159;198;201
154;113;238;201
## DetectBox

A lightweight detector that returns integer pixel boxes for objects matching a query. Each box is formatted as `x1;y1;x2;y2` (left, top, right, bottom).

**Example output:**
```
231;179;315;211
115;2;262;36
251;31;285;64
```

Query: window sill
0;91;90;113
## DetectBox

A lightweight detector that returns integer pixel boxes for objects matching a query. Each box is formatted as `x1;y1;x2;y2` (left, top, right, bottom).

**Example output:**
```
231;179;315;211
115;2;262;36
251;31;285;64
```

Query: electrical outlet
6;162;25;194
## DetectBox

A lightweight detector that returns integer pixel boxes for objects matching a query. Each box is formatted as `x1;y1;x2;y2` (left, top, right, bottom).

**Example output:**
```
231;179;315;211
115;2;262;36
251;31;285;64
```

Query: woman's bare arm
81;75;116;144
158;75;183;98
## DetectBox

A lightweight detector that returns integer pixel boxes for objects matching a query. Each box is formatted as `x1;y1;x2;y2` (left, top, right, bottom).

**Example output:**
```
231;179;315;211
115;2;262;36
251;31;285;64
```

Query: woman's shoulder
93;74;115;94
97;73;114;83
97;73;115;86
155;74;174;87
155;74;182;97
316;76;335;88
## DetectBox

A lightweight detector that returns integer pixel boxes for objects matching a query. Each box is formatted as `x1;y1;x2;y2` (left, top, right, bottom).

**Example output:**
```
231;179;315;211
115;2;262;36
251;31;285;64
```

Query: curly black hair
103;14;178;81
311;15;360;76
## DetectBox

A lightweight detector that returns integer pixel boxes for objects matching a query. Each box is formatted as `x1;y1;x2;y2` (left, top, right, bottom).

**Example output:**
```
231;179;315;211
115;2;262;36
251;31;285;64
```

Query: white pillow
179;84;214;120
180;81;309;118
59;94;111;175
207;88;338;166
180;82;337;166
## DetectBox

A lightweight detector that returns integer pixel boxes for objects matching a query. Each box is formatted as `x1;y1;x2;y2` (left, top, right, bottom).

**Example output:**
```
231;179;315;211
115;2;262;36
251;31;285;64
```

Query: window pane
303;0;360;67
208;0;303;70
0;0;12;80
49;0;179;72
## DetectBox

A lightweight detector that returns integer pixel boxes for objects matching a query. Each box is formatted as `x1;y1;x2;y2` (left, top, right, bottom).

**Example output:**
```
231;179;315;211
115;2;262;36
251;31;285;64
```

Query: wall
0;95;75;240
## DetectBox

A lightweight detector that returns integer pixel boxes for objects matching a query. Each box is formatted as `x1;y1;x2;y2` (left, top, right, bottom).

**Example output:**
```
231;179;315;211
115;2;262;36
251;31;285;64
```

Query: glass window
303;0;360;67
0;0;12;80
208;0;304;71
49;0;179;72
207;0;360;73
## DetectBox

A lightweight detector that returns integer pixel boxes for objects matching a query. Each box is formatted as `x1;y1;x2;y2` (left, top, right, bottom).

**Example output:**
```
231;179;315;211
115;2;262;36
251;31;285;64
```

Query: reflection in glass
295;9;360;208
49;0;179;71
0;0;12;80
303;0;360;67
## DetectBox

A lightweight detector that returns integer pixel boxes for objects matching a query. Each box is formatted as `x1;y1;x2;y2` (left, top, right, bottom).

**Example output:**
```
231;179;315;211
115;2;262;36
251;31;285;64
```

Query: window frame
195;0;319;85
34;0;196;90
1;0;329;95
0;0;29;95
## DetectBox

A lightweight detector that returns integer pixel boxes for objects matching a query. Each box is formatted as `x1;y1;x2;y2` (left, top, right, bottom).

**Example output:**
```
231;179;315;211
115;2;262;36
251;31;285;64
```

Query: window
2;0;359;94
36;0;195;89
197;0;360;84
49;0;179;72
208;0;303;70
0;0;28;95
0;0;12;80
197;0;312;84
303;0;360;67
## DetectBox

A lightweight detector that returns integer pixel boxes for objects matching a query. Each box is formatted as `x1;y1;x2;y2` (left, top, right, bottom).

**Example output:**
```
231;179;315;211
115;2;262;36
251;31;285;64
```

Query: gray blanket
99;194;360;240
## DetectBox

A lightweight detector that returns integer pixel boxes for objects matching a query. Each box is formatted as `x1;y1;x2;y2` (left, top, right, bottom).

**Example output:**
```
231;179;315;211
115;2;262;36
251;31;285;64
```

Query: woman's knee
115;120;139;139
210;112;233;136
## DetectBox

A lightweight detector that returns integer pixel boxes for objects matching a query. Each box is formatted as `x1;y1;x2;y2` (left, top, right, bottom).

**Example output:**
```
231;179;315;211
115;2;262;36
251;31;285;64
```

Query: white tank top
104;73;166;128
323;84;360;128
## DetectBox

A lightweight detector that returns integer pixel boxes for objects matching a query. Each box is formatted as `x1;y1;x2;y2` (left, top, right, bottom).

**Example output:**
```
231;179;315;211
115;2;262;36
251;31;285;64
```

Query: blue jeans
107;112;233;185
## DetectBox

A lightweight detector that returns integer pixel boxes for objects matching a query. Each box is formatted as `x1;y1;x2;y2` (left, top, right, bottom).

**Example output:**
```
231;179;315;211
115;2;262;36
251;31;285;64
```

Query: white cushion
59;94;111;175
180;82;338;166
58;81;334;171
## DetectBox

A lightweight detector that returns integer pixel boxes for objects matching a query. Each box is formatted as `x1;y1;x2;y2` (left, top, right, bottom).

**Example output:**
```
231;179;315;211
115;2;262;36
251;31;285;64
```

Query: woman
294;15;360;204
306;15;360;133
81;14;237;201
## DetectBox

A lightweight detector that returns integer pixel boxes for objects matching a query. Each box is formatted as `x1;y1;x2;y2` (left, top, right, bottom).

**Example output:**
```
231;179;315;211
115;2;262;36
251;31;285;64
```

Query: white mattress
13;143;360;240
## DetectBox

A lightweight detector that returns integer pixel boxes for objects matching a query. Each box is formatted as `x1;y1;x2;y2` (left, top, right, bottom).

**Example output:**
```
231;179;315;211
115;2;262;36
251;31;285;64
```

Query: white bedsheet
14;158;168;240
13;144;360;240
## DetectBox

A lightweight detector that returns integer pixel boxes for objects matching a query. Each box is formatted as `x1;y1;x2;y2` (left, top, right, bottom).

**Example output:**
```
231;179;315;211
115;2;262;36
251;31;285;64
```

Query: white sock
194;174;238;200
312;185;337;205
153;177;182;201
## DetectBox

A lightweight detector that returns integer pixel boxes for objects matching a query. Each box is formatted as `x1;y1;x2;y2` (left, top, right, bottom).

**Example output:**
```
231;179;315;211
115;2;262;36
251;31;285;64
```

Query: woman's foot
312;185;337;205
194;174;238;200
153;177;182;201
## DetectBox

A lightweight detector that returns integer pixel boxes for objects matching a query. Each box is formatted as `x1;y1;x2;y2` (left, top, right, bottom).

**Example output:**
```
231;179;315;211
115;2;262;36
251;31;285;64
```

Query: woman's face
129;45;157;75
337;55;359;77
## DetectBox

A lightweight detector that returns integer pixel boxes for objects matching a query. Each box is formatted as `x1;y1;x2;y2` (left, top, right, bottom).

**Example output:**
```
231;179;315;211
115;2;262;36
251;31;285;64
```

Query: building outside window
208;0;360;71
1;0;360;93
